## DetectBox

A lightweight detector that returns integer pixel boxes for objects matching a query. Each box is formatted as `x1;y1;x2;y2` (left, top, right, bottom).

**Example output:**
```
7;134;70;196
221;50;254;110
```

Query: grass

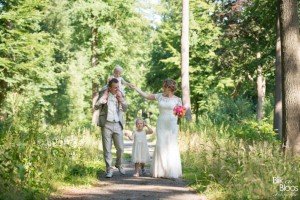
0;123;106;199
1;96;299;200
180;122;300;200
123;152;132;160
61;161;105;185
49;127;106;188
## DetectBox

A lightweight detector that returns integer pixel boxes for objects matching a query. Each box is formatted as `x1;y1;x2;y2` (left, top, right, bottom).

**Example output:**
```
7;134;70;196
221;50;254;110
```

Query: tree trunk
181;0;192;121
91;23;99;125
195;100;199;123
274;11;282;139
279;0;300;155
256;52;266;122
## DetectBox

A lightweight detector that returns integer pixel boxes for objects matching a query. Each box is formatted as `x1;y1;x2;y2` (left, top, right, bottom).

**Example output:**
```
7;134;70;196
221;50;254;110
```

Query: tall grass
1;89;299;200
0;118;104;199
180;117;300;200
0;89;105;199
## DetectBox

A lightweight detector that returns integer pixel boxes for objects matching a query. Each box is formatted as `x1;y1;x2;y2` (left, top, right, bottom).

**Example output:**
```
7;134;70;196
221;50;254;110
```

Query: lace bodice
155;93;182;116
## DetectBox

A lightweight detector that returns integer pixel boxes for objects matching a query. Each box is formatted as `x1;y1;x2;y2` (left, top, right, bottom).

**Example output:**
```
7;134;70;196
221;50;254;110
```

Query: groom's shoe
115;165;126;175
105;171;113;178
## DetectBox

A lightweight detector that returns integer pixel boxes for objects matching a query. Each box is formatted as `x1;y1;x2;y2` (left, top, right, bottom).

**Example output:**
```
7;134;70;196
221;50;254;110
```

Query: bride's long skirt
150;114;182;178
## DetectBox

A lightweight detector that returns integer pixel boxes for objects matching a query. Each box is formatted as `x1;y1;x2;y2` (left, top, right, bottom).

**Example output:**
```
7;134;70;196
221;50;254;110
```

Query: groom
94;78;127;178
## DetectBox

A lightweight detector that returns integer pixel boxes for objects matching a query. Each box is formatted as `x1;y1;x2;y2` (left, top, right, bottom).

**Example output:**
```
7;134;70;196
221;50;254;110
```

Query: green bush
0;107;103;200
230;119;276;141
180;122;299;200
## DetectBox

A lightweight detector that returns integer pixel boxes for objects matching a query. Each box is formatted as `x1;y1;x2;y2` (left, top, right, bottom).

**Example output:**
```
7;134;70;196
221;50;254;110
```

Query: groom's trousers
101;121;124;172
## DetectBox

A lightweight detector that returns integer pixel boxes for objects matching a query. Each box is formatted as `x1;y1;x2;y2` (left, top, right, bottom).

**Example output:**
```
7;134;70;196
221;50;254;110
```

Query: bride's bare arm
130;85;156;100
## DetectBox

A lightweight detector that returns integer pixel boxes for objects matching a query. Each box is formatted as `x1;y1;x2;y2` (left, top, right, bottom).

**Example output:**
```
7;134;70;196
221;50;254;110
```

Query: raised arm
121;77;130;87
145;124;153;135
130;85;155;100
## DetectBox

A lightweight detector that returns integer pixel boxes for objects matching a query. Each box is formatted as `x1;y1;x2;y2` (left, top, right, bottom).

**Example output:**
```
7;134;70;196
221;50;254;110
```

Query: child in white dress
125;118;153;177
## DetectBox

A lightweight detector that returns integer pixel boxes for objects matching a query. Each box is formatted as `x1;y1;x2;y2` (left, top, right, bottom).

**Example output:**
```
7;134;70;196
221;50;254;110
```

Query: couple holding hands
94;66;184;179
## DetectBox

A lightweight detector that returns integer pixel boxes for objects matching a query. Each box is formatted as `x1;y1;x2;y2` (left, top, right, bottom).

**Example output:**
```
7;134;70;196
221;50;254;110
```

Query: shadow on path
51;139;203;200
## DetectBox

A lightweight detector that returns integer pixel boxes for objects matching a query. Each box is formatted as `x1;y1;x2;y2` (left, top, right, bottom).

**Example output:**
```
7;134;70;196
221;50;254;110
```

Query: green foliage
64;161;105;185
0;0;295;199
0;1;152;199
69;0;152;84
181;125;299;199
230;120;276;141
213;0;277;97
146;0;222;120
0;99;104;199
0;0;58;106
180;92;276;143
146;0;278;123
196;93;254;121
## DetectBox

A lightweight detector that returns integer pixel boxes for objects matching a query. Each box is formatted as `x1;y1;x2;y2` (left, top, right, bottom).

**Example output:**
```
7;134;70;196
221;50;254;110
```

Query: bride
130;79;182;178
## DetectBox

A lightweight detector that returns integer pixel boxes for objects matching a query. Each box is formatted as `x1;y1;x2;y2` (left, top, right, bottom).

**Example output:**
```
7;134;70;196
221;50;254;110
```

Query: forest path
51;139;205;200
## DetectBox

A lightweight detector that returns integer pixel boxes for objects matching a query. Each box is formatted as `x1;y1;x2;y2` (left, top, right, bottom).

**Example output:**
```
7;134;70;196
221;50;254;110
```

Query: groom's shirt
107;92;120;122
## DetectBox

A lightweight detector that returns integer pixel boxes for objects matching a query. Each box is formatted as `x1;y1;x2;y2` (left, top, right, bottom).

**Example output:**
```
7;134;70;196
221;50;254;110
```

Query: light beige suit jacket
94;91;127;129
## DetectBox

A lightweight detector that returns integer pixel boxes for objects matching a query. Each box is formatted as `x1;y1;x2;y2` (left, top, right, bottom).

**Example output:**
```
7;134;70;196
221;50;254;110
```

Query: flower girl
125;118;153;177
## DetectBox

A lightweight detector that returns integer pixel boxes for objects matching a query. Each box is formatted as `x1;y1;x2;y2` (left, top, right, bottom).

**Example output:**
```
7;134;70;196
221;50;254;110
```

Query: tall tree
69;0;152;124
274;7;282;138
278;0;300;155
91;13;100;125
181;0;192;120
0;0;57;108
256;52;266;121
213;0;276;103
146;0;220;121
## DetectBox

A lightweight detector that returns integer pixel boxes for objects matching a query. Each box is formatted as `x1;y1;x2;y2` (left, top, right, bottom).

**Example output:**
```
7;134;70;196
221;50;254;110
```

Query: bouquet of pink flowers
173;105;186;118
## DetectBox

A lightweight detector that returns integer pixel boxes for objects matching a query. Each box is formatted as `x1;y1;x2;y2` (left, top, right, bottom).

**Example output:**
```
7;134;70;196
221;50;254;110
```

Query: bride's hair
163;79;177;92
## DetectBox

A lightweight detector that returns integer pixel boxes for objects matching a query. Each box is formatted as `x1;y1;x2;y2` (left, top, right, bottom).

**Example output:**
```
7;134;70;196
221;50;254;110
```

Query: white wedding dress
151;93;182;178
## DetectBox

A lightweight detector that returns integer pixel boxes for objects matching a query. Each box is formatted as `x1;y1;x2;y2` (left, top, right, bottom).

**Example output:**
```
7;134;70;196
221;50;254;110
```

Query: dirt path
51;140;205;200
